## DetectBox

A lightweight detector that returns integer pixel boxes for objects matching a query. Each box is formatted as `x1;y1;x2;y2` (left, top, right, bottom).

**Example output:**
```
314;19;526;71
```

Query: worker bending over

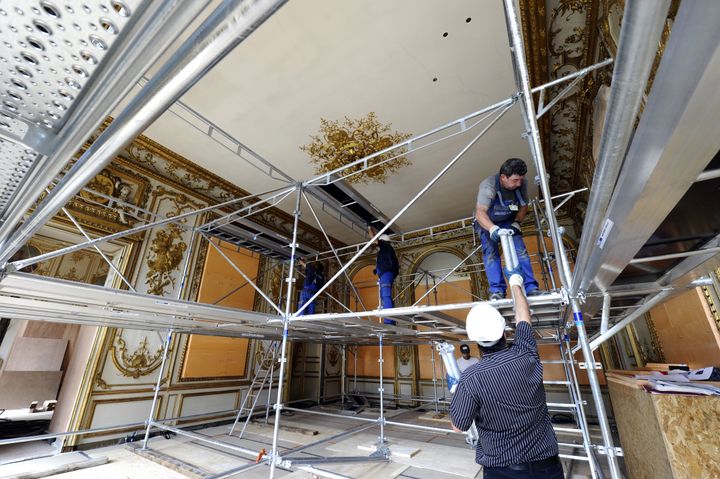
474;158;541;300
450;268;562;478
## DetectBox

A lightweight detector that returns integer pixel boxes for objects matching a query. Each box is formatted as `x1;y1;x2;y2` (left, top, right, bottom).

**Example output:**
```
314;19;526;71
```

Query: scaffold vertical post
558;231;622;478
141;328;173;450
265;341;277;424
560;330;600;478
341;344;347;409
532;199;556;290
268;184;302;478
503;1;621;476
430;341;439;415
377;333;387;449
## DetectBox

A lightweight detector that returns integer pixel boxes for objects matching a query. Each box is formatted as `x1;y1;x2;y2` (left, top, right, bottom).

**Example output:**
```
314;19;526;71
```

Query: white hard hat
378;234;391;242
466;303;506;347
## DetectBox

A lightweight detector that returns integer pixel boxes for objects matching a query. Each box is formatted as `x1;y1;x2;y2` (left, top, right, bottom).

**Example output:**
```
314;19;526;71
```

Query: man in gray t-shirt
474;158;540;300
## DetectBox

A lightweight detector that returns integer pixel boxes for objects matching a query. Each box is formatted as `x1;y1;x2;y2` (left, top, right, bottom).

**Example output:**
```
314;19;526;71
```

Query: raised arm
508;274;530;325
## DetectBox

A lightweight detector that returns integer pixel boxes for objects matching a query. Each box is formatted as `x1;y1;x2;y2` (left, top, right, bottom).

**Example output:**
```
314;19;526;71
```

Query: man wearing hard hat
449;270;562;478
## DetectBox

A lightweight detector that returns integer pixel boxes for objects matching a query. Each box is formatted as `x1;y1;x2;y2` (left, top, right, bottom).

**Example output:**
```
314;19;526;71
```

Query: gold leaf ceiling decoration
300;112;412;184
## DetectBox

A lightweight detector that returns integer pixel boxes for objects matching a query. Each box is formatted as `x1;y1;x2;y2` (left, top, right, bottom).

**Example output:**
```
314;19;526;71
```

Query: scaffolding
1;0;720;478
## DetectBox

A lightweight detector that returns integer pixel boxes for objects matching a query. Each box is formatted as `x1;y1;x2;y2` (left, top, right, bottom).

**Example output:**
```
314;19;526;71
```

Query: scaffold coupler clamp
372;444;391;458
559;288;570;305
596;445;624;457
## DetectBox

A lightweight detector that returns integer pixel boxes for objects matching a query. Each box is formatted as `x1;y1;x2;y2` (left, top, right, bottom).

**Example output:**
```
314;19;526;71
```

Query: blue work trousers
378;271;396;325
298;285;317;315
477;223;539;296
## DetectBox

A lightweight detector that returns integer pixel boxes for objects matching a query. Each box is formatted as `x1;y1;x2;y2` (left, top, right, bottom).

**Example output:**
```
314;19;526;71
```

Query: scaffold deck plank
0;273;565;344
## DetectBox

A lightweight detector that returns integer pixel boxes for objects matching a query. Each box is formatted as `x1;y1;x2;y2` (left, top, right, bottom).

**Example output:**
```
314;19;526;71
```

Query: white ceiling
131;0;537;245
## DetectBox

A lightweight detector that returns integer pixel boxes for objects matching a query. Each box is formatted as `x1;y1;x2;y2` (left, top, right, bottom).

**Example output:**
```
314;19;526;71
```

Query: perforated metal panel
0;0;143;212
0;0;141;128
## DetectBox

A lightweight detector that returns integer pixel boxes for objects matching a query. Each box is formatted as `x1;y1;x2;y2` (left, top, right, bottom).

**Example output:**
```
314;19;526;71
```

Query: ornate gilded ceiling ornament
300;112;412;184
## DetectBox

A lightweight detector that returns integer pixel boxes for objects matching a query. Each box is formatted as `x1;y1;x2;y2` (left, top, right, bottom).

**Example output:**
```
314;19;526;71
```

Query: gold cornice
126;130;342;252
88;116;342;252
519;0;552;165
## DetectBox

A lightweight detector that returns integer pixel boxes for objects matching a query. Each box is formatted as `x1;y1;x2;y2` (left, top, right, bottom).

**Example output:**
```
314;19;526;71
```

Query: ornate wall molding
119;133;339;254
110;333;166;379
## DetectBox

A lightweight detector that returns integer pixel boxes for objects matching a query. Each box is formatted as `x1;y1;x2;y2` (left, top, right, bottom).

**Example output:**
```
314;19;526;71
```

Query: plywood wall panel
649;288;720;368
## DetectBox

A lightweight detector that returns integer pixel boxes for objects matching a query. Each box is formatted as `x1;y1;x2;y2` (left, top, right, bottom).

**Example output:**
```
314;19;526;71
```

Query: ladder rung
543;380;570;385
547;402;576;409
553;426;583;435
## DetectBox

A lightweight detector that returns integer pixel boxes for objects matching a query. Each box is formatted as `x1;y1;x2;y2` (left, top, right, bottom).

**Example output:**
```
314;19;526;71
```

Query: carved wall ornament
398;345;412;366
64;163;150;234
94;373;110;390
254;341;278;370
143;187;204;296
327;345;340;368
145;224;187;296
300;112;412;184
110;334;165;379
122;135;334;252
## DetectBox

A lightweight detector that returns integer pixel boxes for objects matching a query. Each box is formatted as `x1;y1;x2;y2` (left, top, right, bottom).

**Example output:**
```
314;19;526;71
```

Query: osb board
652;394;720;479
607;378;673;479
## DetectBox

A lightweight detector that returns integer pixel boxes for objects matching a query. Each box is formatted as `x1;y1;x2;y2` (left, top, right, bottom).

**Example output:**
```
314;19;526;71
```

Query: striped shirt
449;322;558;467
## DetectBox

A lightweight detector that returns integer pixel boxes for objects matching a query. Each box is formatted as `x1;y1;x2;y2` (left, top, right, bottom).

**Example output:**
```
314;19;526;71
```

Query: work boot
489;293;503;301
526;289;545;297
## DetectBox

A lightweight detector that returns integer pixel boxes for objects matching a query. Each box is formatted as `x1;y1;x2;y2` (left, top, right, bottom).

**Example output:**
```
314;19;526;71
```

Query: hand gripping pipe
436;342;462;393
498;230;520;270
436;342;479;447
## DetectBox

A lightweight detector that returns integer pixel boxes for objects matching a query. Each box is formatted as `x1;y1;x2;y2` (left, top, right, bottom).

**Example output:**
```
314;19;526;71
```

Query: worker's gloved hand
508;273;525;289
509;222;522;236
489;225;501;242
503;266;524;288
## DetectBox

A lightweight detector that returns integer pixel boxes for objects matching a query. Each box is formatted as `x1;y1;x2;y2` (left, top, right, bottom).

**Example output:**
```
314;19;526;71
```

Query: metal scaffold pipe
269;184;302;478
571;0;672;296
503;0;626;476
0;0;211;248
0;0;289;268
